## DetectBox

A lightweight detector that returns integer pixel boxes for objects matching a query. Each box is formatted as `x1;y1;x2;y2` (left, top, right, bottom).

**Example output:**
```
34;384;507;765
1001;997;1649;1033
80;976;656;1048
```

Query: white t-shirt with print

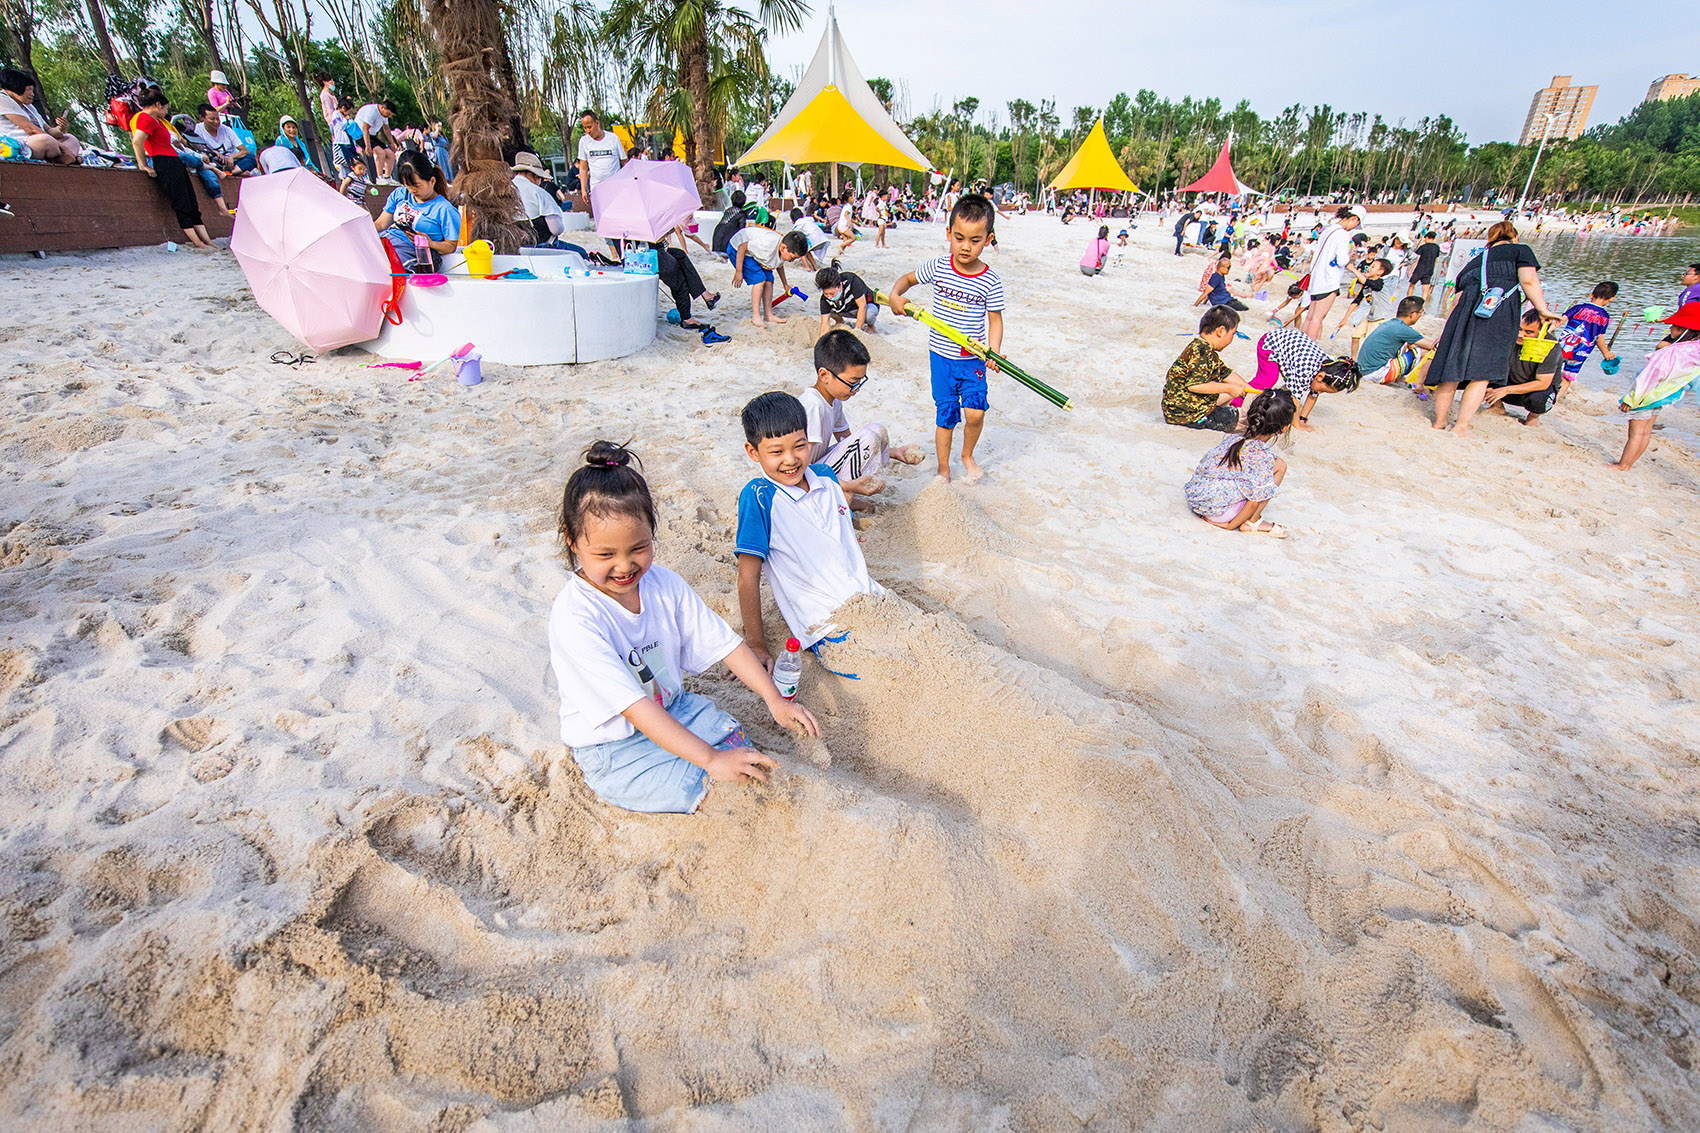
577;131;625;186
799;387;849;465
193;121;243;157
0;91;45;142
548;564;742;749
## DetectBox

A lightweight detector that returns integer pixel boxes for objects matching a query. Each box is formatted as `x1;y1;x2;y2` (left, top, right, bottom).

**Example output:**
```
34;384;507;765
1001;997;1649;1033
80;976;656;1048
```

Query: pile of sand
2;215;1699;1130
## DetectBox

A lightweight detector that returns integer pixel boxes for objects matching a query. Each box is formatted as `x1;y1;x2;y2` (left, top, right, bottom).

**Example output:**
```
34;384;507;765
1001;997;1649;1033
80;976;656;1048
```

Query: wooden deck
0;161;244;255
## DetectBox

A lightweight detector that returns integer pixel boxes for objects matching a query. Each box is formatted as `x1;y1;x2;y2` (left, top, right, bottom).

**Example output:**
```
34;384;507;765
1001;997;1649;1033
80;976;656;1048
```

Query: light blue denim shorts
571;692;745;814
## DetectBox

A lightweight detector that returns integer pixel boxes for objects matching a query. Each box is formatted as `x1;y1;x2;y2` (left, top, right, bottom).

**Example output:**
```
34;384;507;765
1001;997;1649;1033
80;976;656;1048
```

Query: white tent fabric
734;6;931;171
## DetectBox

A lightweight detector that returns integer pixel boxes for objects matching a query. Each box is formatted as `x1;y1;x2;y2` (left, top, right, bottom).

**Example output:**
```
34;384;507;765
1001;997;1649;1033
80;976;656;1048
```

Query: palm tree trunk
683;34;714;205
86;0;121;75
425;0;528;253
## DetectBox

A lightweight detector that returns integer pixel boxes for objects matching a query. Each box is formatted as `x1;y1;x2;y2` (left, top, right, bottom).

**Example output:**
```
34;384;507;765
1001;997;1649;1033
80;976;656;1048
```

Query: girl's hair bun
584;440;632;469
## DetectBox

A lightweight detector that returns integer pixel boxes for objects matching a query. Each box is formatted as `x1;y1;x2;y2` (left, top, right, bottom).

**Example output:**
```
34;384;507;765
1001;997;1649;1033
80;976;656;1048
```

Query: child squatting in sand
547;442;819;813
735;392;886;671
887;193;1006;483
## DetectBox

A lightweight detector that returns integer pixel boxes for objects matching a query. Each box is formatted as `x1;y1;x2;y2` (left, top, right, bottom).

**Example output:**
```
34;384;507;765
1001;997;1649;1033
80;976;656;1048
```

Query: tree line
3;0;1697;210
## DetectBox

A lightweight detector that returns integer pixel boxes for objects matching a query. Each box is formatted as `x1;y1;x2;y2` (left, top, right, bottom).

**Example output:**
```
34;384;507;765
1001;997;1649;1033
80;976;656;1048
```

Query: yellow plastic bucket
1518;334;1558;363
462;240;493;277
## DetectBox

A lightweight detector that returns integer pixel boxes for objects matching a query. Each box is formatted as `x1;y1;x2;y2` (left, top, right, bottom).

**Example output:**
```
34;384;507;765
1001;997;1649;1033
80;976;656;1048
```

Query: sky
760;0;1700;145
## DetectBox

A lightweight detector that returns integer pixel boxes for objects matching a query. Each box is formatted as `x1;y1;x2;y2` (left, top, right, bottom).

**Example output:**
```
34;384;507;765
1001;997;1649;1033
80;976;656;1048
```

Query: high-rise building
1645;74;1700;103
1519;76;1597;145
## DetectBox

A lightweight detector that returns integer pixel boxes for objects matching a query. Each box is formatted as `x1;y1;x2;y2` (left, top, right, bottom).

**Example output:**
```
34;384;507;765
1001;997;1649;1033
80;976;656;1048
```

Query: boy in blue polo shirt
887;194;1006;483
735;392;884;671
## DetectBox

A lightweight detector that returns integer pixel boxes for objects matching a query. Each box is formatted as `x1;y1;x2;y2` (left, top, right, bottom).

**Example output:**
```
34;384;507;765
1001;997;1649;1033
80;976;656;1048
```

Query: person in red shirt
128;88;216;250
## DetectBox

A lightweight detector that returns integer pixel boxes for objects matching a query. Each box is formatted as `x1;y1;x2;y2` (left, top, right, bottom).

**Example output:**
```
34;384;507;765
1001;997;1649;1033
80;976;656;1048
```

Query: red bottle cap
785;638;801;652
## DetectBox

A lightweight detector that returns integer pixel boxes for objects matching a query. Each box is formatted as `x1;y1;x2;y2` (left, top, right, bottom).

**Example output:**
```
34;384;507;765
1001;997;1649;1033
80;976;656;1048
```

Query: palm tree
424;0;528;252
604;0;811;204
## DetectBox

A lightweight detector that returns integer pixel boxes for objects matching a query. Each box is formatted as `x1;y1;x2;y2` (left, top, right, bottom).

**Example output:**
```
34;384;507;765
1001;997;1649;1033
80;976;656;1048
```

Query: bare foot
935;469;951;483
1430;422;1450;431
1605;462;1629;471
891;445;925;465
1523;415;1542;426
1294;422;1316;433
750;317;768;329
1450;425;1471;437
960;456;984;484
769;314;787;324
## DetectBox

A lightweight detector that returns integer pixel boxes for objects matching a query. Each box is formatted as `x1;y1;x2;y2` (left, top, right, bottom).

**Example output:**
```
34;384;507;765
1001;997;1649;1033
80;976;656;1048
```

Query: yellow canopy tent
1048;119;1138;193
735;6;930;179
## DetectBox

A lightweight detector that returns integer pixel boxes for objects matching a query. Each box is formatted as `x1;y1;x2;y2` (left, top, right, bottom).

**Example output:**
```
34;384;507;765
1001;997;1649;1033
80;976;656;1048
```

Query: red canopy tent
1180;135;1255;196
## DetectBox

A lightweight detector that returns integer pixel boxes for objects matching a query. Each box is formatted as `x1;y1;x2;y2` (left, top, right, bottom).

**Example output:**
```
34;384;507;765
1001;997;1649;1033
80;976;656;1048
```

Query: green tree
604;0;809;204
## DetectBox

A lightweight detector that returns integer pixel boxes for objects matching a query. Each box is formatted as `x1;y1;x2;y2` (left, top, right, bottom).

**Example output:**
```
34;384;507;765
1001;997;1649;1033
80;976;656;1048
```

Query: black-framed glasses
836;373;867;392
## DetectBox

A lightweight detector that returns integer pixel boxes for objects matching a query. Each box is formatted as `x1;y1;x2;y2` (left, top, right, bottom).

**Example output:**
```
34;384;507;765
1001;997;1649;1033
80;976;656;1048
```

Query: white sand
2;212;1699;1130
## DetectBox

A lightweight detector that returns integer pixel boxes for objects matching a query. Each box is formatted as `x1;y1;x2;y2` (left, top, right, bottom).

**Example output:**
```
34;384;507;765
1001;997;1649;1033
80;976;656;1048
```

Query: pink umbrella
231;168;393;350
591;159;703;243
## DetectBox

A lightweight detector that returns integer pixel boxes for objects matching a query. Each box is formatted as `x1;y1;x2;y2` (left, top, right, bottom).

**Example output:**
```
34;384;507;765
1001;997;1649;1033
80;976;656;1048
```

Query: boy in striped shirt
888;194;1005;483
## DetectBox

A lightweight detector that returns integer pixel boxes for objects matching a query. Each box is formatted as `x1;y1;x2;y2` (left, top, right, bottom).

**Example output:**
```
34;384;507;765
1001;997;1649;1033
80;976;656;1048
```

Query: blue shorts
929;352;989;429
570;692;745;813
740;255;774;285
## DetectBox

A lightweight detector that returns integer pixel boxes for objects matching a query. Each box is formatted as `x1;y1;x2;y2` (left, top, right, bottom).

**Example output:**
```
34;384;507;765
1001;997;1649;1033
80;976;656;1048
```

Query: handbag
1472;246;1506;319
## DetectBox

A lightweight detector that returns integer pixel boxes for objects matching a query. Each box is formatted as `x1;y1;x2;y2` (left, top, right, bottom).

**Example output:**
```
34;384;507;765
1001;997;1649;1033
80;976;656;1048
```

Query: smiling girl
548;442;821;813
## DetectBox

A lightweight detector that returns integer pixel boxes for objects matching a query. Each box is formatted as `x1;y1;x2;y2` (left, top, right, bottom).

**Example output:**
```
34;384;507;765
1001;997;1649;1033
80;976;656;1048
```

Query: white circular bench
361;251;657;366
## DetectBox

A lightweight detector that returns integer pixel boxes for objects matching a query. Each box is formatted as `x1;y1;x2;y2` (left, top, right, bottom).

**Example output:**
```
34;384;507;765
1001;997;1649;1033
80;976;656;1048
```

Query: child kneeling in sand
1184;390;1297;538
736;392;886;671
1163;304;1250;432
549;441;818;813
804;329;926;507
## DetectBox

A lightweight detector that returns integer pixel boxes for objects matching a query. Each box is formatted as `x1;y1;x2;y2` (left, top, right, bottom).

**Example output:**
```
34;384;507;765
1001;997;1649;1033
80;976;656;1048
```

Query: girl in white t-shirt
548;441;819;813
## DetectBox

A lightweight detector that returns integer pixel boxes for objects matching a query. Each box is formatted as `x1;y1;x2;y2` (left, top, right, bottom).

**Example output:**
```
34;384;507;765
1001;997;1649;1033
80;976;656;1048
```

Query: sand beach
3;212;1700;1130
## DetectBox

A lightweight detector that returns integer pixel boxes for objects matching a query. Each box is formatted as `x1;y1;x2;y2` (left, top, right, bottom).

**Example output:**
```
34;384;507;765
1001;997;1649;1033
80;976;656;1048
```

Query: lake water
1520;230;1700;450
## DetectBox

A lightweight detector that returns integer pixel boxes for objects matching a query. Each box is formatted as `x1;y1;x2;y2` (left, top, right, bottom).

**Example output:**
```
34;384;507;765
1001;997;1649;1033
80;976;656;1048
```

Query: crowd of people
1162;201;1700;534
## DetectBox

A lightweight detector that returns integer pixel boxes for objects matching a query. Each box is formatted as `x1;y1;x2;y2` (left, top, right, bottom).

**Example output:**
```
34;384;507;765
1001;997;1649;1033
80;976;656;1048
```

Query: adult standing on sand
1423;219;1560;436
575;109;625;200
1302;206;1363;340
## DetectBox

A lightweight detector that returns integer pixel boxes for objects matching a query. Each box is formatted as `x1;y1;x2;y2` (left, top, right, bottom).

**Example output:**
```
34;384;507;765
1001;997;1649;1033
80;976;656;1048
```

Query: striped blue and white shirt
914;255;1005;358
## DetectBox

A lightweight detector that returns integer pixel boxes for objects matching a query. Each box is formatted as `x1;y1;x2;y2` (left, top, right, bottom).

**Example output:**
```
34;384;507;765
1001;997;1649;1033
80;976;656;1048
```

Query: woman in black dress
1425;219;1560;435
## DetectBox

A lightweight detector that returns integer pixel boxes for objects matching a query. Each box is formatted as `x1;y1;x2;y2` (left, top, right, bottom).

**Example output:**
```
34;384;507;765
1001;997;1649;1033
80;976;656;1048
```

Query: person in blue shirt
1556;281;1619;396
1199;254;1248;311
272;115;320;173
374;150;461;271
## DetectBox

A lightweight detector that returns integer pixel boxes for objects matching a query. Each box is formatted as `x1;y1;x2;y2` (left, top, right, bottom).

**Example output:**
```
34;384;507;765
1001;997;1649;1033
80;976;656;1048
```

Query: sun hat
511;151;548;177
1664;302;1700;331
209;69;229;85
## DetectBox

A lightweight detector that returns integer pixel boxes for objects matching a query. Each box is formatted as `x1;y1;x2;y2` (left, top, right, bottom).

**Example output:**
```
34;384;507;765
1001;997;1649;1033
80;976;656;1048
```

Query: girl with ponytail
548;441;821;812
1182;390;1297;538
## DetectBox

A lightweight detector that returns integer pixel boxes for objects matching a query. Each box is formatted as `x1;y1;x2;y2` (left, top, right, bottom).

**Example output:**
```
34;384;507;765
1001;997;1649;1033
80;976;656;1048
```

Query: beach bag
622;245;658;274
1472;248;1506;319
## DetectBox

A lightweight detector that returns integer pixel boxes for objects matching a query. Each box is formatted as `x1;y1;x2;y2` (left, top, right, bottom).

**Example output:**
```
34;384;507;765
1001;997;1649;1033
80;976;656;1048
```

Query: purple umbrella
591;159;703;243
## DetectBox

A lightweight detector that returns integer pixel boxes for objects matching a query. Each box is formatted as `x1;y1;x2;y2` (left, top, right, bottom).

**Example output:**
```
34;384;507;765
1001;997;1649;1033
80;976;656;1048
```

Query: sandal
1240;520;1288;538
702;292;720;310
680;320;711;331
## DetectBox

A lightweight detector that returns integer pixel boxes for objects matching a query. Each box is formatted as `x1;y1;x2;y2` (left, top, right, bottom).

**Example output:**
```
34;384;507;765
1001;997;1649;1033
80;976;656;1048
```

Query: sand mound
3;222;1700;1129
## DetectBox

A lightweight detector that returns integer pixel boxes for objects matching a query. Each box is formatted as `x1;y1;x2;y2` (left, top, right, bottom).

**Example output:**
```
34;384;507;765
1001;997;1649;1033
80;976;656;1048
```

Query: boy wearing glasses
802;330;925;507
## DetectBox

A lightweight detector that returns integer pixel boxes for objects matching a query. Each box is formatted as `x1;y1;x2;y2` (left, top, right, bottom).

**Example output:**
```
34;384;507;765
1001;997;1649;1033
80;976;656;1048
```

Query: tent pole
832;162;839;197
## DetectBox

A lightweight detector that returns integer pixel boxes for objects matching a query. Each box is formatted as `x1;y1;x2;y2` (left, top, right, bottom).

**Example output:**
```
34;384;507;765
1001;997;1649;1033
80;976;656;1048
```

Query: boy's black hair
1592;281;1619;300
1287;282;1306;298
1396;296;1424;318
197;102;216;117
948;193;996;234
1521;308;1544;326
557;441;655;567
781;230;810;257
1199;305;1241;335
815;327;871;376
790;207;803;220
1372;257;1394;275
729;190;746;209
741;391;808;447
379;99;396;112
578;108;598;122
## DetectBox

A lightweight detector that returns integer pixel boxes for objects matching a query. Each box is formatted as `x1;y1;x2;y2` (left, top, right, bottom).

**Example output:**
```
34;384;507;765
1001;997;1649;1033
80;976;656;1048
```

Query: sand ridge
1;215;1699;1129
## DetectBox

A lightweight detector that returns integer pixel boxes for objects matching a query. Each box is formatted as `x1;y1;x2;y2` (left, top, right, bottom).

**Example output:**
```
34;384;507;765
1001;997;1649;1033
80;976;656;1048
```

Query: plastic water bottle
772;637;802;701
